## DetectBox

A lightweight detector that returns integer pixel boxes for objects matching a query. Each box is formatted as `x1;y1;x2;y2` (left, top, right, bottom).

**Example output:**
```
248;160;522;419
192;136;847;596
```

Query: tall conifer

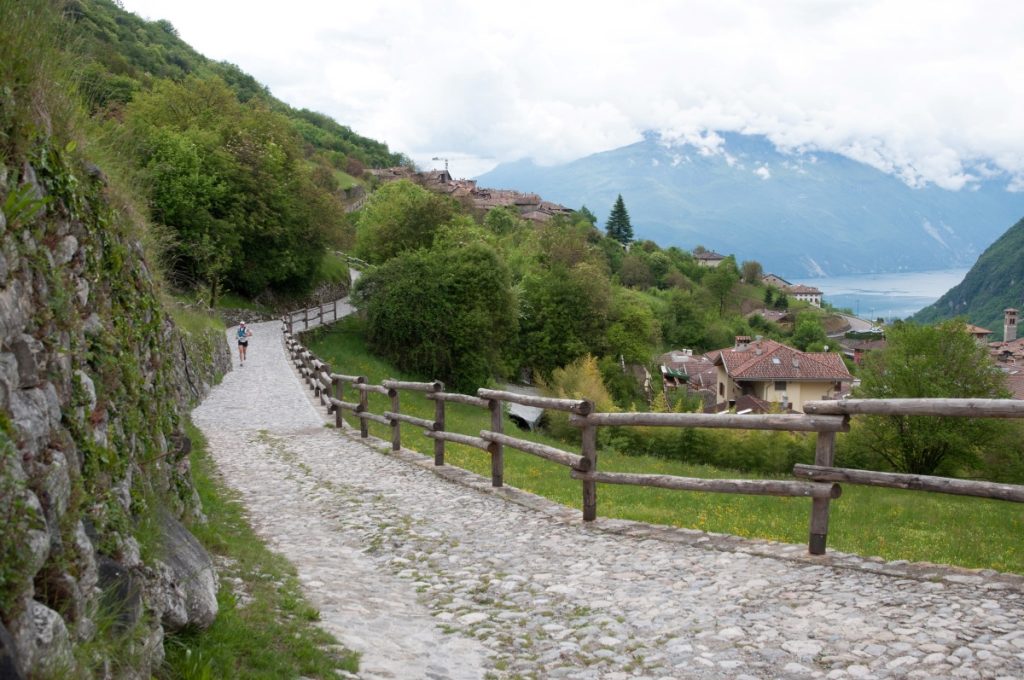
605;194;634;244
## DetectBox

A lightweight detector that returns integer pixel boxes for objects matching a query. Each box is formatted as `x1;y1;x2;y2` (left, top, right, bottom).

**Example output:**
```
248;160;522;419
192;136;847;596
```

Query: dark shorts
238;341;248;347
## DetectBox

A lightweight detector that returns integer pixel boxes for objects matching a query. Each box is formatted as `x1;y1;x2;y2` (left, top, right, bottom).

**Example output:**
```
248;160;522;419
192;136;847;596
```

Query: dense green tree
354;180;458;263
791;313;829;351
483;206;521;235
124;76;329;297
517;262;612;376
606;290;661;364
741;260;764;284
704;256;740;315
618;253;654;289
662;290;705;348
577;205;598;226
763;287;774;306
846;320;1009;475
605;194;634;244
353;242;516;390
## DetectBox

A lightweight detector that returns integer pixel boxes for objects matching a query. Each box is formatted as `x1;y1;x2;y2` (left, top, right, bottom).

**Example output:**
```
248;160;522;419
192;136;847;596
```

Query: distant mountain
476;132;1024;278
912;217;1024;332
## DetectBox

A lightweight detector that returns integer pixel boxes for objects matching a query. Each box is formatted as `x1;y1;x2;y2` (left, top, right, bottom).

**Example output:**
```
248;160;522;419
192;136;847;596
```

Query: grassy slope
160;424;359;679
306;317;1024;574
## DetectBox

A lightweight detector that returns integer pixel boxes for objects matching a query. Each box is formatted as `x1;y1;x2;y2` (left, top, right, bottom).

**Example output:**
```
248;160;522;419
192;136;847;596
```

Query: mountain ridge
476;132;1024;279
912;216;1024;331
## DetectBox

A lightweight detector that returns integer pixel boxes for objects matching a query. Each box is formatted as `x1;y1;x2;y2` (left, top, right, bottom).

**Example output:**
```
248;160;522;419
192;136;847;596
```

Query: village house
964;324;993;344
760;273;792;289
658;349;718;408
784;284;823;307
367;166;574;223
694;250;726;267
709;336;853;413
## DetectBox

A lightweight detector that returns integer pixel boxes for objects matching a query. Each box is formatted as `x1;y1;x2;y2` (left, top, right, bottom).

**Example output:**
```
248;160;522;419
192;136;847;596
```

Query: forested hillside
63;0;406;304
913;216;1024;331
350;181;839;397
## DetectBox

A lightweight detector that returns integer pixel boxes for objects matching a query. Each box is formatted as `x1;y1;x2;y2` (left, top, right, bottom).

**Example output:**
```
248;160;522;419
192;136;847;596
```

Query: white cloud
755;165;771;180
121;0;1024;188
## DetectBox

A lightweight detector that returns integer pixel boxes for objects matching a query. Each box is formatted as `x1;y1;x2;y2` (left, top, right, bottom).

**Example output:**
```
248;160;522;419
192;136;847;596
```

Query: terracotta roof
659;350;717;389
711;338;853;382
785;284;822;295
964;324;992;335
1005;370;1024;400
694;250;725;260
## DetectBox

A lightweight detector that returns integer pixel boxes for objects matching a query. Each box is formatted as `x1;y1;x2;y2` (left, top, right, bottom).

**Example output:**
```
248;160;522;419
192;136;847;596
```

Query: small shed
501;383;545;431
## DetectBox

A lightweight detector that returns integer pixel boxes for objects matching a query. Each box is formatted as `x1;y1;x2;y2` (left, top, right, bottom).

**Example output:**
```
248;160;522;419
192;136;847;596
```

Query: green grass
316;251;351;287
215;292;275;315
332;170;361;191
306;317;1024;574
160;423;358;679
168;304;225;336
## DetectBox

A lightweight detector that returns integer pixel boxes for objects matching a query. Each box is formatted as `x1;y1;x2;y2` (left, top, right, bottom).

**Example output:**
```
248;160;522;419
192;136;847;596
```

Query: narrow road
193;320;1024;679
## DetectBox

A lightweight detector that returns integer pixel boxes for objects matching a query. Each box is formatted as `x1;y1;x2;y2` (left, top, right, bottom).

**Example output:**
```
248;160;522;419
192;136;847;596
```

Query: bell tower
1005;308;1018;343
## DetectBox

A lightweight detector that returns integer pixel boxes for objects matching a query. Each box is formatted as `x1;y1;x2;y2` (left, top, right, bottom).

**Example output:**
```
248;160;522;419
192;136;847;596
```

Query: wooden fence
283;327;1024;557
283;298;345;334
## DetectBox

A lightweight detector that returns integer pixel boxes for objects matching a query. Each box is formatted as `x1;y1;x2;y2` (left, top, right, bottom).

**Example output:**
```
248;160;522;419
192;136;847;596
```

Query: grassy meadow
305;317;1024;575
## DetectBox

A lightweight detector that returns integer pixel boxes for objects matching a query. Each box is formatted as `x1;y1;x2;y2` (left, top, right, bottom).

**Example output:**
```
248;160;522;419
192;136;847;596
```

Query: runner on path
236;321;252;366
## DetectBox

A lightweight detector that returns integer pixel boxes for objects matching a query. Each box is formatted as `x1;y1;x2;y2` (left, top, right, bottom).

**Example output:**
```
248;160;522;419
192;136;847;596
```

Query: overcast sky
120;0;1024;189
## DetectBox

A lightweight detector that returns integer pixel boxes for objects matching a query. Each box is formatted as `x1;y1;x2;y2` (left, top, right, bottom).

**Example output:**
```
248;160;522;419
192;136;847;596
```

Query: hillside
912;216;1024;331
68;0;404;169
476;131;1024;278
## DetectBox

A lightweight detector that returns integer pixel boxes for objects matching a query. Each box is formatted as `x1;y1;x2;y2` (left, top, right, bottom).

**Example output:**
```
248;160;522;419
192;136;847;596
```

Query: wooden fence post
358;381;369;438
433;383;445;466
333;376;343;428
389;387;401;451
318;304;324;327
334;298;339;322
488;398;504;487
320;363;331;407
808;430;837;554
303;307;309;331
581;421;598;521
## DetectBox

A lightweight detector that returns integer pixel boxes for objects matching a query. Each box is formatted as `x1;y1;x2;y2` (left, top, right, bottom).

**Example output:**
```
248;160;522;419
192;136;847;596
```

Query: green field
305;317;1024;574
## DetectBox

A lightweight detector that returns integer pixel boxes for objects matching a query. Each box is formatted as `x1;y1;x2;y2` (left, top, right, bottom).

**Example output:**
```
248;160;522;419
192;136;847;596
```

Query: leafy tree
605;194;634;245
606;290;661;364
618;253;654;289
576;205;598;226
763;287;774;307
774;293;789;310
741;260;764;284
353;242;516;390
662;290;705;348
354;180;458;263
517;262;611;376
704;256;740;315
845;320;1010;475
791;313;829;351
483;206;521;235
124;77;329;296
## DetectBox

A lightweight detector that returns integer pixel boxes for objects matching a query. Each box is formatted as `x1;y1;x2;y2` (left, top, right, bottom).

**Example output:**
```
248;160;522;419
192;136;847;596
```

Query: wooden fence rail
281;326;1024;558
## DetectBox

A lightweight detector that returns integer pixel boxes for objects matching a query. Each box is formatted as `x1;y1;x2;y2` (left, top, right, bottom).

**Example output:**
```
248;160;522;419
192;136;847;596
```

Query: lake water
793;268;970;322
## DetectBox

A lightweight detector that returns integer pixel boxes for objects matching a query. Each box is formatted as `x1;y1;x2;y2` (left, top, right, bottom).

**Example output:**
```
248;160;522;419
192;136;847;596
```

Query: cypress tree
605;194;634;245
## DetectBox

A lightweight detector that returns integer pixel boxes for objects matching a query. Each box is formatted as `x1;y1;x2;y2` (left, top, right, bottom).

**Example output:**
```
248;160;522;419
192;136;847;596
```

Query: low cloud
123;0;1024;189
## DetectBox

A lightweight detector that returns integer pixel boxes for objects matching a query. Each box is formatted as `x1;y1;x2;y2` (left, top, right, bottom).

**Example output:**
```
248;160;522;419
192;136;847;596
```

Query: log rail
281;325;1024;557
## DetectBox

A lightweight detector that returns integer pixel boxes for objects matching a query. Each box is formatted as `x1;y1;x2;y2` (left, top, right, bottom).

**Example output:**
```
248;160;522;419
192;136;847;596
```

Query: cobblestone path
193;321;1024;680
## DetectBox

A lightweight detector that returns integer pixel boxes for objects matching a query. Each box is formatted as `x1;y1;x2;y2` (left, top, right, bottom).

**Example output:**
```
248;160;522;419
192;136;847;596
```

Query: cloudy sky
121;0;1024;189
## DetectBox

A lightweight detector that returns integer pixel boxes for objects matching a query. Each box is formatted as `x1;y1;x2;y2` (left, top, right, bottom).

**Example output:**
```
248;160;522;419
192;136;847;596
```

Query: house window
774;380;786;391
719;383;724;397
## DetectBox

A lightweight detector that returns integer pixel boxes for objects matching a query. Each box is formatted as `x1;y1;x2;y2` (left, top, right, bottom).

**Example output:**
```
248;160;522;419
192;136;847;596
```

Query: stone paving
193;320;1024;679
